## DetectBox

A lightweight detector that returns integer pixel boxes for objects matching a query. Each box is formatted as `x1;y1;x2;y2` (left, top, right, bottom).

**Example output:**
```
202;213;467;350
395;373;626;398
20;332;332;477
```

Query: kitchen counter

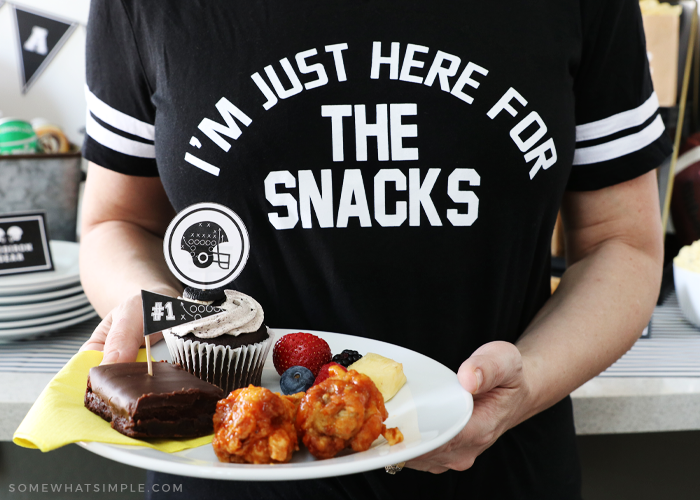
0;372;53;441
571;376;700;434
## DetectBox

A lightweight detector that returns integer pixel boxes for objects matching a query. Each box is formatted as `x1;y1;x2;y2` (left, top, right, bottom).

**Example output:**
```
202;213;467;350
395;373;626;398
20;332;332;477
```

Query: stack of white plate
0;241;98;341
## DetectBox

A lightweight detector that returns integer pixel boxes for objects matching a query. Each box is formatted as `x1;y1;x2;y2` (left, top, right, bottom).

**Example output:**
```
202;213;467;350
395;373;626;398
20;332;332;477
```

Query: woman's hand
80;293;163;364
406;341;530;473
407;171;663;474
78;163;180;364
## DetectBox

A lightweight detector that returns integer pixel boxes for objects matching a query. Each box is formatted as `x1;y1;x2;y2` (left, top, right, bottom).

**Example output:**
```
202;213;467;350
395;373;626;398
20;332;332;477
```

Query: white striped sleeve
84;85;155;159
575;92;659;143
85;85;155;141
573;115;665;166
85;111;156;159
83;0;158;175
573;94;665;166
568;0;672;190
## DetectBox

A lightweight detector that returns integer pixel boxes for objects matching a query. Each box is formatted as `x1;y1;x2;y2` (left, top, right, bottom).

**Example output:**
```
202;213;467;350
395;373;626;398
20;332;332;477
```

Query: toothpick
145;335;153;376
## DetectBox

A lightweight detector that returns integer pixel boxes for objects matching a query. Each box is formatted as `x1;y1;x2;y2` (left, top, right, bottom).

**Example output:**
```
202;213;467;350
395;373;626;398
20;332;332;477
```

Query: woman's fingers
79;294;162;364
406;341;528;473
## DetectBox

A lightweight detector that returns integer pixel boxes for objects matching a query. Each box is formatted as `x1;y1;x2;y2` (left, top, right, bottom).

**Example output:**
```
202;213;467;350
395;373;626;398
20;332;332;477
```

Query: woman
80;0;669;497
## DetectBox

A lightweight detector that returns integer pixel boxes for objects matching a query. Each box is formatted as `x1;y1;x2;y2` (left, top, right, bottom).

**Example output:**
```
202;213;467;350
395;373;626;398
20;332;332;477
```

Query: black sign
13;6;77;93
0;212;53;276
141;290;225;336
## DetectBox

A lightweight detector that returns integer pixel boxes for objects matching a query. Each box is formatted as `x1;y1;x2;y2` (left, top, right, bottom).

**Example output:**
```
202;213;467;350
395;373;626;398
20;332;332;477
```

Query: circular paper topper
163;203;250;290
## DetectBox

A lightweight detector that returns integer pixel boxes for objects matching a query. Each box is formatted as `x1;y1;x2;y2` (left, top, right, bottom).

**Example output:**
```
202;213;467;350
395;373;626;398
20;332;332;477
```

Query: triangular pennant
141;290;225;336
13;6;77;94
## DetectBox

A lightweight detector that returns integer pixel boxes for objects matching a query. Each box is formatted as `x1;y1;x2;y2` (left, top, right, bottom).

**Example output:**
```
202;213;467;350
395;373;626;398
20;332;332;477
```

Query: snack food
332;349;363;367
280;366;315;395
212;385;301;464
162;290;271;394
296;365;403;459
272;332;332;377
673;241;700;326
348;353;407;402
674;240;700;272
312;361;346;387
84;362;223;438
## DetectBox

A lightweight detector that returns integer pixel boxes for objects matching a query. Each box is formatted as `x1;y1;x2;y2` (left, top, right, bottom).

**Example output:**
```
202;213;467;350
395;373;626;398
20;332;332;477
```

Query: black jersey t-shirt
83;0;670;498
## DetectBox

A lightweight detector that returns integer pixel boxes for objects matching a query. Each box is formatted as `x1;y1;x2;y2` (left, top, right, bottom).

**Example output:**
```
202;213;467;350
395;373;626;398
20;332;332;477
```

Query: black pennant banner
141;290;224;336
13;5;77;93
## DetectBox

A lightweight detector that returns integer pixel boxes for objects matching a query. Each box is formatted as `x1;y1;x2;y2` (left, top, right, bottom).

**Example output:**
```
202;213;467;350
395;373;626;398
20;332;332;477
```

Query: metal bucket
0;150;82;241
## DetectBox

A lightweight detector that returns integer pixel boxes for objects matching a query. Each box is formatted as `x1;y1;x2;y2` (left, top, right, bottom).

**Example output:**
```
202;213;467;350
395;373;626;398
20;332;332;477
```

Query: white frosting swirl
168;290;264;339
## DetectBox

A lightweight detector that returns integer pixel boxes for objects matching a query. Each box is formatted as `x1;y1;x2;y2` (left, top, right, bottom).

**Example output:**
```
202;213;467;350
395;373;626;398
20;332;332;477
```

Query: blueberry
280;366;314;395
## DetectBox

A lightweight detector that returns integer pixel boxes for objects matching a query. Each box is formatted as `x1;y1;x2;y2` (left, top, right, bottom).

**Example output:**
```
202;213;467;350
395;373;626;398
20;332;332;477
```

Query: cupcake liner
163;329;272;395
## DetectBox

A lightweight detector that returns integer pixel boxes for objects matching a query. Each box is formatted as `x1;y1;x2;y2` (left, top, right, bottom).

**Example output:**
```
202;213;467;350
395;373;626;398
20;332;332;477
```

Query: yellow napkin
13;349;213;452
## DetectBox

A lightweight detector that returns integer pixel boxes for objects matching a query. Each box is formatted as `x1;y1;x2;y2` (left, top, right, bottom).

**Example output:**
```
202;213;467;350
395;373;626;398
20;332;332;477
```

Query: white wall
0;0;90;146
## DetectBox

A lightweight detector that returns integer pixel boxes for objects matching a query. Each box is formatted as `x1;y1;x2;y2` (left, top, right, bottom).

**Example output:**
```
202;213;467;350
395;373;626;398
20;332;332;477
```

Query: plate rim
0;284;84;306
0;276;81;296
0;241;80;296
78;328;473;481
0;303;95;329
0;293;89;321
0;309;98;338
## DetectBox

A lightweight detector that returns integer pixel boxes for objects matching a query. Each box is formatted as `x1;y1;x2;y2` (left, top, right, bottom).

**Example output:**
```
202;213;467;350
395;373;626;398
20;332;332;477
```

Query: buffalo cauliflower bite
213;385;300;464
296;366;403;459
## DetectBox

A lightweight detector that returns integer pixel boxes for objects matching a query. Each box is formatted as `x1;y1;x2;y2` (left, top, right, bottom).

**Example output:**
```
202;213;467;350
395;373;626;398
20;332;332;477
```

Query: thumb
457;341;523;395
100;295;145;364
101;312;144;364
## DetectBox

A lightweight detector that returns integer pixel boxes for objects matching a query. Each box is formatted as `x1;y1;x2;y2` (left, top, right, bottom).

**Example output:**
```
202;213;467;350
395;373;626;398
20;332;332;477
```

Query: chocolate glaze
85;362;224;438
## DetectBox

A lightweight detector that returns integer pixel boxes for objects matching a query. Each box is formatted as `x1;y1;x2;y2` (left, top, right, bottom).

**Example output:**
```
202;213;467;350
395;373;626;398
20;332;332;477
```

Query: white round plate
0;309;98;341
0;241;80;296
78;328;473;481
0;292;89;321
0;284;84;306
0;303;95;329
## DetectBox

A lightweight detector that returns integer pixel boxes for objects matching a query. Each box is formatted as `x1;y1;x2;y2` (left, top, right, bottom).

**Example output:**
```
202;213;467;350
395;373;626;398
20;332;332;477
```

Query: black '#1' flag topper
141;290;224;336
13;6;77;93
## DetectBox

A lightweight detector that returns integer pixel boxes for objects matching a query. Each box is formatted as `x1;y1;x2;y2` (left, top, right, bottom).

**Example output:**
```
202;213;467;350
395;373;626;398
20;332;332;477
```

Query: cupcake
162;290;271;395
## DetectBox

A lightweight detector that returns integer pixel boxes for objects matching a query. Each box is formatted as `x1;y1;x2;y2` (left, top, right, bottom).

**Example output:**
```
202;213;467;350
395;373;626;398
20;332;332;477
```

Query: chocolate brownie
85;362;224;438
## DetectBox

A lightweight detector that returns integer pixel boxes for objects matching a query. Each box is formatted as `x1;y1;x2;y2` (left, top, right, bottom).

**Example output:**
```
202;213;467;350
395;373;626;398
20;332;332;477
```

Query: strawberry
312;362;346;387
272;332;332;377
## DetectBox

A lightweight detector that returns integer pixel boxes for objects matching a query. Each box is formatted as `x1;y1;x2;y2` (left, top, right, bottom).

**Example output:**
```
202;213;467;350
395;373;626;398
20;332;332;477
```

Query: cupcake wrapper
162;329;272;395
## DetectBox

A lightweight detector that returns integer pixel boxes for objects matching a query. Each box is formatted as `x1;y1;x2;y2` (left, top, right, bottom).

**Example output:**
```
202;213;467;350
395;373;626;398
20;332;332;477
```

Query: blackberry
332;349;362;367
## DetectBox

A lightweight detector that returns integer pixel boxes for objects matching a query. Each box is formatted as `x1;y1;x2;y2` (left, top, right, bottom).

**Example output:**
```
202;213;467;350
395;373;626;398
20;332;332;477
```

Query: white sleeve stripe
575;92;659;142
86;112;156;159
573;114;664;166
85;85;155;141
